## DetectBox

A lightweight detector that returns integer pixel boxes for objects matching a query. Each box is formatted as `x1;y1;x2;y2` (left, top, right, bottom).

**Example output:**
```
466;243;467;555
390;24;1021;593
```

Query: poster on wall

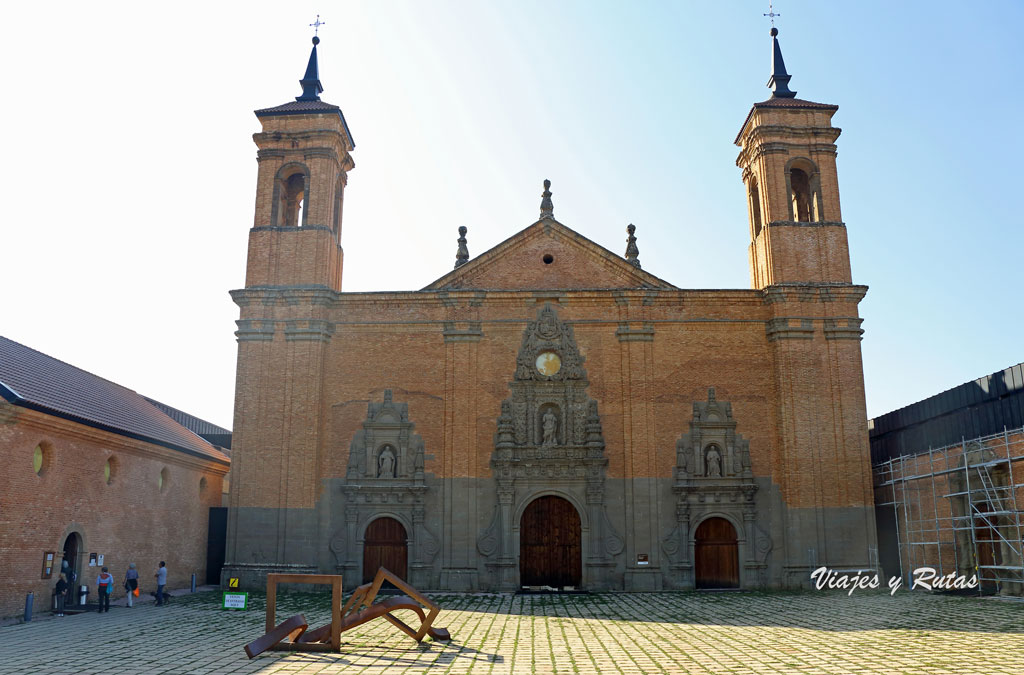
89;553;97;567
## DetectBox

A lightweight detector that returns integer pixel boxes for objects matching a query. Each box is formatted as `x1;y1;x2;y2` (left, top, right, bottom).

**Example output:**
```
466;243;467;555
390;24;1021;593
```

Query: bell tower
735;27;850;289
734;27;877;584
246;35;355;291
224;34;355;588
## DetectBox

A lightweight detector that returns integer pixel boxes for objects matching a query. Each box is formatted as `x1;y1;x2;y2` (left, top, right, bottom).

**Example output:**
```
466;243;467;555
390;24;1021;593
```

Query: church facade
223;30;877;591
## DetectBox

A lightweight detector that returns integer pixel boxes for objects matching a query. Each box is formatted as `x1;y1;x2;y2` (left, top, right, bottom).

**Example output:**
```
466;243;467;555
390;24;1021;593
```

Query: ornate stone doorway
477;304;624;591
363;517;408;583
520;496;582;588
695;517;739;589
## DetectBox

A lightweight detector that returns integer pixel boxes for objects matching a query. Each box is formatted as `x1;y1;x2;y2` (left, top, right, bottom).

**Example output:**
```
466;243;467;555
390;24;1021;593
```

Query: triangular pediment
423;219;676;291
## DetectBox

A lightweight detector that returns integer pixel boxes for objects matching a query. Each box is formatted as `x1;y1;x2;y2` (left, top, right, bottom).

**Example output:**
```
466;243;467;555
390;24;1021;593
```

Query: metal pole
191;573;196;593
24;592;33;622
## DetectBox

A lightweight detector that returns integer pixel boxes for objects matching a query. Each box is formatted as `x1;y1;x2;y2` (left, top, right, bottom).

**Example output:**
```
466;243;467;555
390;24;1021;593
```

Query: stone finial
455;226;469;268
625;223;641;268
384;389;393;404
540;179;554;220
708;387;716;403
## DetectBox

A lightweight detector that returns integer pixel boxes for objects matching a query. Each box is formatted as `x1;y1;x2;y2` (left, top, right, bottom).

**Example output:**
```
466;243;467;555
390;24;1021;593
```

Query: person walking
96;566;114;613
154;561;167;606
124;563;139;608
54;574;68;616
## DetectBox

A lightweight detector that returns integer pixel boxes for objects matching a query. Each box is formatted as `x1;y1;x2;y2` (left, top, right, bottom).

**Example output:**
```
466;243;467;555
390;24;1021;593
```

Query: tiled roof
735;97;839;145
0;336;230;465
144;397;232;451
254;100;342;115
752;97;839;111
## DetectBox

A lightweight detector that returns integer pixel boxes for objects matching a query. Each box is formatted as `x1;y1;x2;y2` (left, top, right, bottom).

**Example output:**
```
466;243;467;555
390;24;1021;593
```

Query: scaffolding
875;426;1024;594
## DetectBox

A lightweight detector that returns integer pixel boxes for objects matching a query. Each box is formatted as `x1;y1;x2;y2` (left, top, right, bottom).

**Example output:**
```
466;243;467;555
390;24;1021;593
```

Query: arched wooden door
695;517;739;589
520;496;582;588
363;517;407;584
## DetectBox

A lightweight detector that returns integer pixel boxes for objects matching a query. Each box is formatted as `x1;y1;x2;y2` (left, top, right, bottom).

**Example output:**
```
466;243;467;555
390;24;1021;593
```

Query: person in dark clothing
54;575;68;616
96;566;114;613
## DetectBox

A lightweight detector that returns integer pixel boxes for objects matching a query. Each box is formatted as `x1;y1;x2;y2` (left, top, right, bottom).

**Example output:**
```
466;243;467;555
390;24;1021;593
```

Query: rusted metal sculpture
242;569;450;659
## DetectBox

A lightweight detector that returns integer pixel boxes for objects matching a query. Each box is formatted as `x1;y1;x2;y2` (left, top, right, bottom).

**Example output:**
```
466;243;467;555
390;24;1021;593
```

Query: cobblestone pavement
1;590;1022;674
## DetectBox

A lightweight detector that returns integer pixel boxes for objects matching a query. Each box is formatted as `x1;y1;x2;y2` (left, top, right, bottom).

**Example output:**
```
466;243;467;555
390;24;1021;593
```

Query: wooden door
363;517;407;584
520;496;582;588
695;517;739;589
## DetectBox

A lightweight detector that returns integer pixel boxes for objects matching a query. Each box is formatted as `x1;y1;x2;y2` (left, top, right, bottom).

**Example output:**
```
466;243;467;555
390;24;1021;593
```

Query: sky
1;1;1021;431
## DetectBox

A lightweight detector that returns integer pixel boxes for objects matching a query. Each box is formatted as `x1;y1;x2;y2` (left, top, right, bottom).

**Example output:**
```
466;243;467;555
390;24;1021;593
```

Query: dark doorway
519;496;582;588
695;517;740;589
363;517;407;584
62;532;82;606
206;507;227;585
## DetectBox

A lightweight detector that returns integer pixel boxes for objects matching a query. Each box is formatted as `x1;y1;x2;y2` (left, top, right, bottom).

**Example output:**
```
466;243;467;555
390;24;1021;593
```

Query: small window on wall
159;467;169;492
33;443;51;476
199;476;208;496
104;457;117;485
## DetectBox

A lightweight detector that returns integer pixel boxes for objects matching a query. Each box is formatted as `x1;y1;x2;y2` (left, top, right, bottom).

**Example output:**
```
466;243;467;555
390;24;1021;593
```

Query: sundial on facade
535;351;561;376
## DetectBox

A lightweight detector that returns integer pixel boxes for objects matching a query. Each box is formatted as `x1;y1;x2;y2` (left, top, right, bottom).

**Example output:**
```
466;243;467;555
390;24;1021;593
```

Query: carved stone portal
478;304;624;590
661;388;766;588
336;391;439;589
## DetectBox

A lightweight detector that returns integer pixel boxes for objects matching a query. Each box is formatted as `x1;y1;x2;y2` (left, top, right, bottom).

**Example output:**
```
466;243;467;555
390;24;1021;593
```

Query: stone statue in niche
378;446;396;478
705;446;721;478
541;410;558;446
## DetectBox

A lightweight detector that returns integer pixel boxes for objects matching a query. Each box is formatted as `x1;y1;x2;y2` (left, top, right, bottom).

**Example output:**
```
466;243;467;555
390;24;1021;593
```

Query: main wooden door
520;496;582;588
695;517;739;589
363;517;407;583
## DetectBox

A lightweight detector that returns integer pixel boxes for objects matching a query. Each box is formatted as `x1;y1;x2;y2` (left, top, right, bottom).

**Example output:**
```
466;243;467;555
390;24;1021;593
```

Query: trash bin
79;585;88;606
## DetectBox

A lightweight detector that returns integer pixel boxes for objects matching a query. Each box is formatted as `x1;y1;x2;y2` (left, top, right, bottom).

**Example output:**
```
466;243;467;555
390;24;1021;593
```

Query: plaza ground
0;589;1021;674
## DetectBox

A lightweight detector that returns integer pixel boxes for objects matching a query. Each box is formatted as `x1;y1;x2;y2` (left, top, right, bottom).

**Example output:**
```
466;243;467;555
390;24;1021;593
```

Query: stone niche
662;388;771;588
477;304;624;590
333;390;439;588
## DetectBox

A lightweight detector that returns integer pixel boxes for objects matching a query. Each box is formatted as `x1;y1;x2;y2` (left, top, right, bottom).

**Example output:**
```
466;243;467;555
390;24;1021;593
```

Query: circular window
159;467;169;492
33;444;45;475
542;254;554;264
535;351;561;376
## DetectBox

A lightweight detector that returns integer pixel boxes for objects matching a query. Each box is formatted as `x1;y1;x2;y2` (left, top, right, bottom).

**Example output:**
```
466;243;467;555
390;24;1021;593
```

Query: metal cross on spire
763;1;781;27
309;14;326;37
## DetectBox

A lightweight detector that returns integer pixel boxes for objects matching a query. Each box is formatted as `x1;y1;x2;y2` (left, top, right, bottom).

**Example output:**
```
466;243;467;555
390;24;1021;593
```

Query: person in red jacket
96;567;114;613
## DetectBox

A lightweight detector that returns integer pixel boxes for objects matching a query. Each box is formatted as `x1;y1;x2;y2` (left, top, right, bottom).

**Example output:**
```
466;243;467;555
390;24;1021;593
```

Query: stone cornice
616;324;655;342
765;317;815;341
762;283;868;305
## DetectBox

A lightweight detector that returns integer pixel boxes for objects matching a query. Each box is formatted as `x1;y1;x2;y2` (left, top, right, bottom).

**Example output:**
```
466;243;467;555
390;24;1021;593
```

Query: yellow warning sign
228;577;239;588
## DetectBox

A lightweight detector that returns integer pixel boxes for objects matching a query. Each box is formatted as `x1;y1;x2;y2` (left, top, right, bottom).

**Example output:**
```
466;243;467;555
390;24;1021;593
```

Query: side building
0;336;231;617
871;362;1024;595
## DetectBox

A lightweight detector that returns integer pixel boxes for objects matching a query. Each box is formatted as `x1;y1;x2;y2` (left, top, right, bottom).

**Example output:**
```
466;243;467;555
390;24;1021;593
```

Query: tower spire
767;27;796;99
296;36;324;102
